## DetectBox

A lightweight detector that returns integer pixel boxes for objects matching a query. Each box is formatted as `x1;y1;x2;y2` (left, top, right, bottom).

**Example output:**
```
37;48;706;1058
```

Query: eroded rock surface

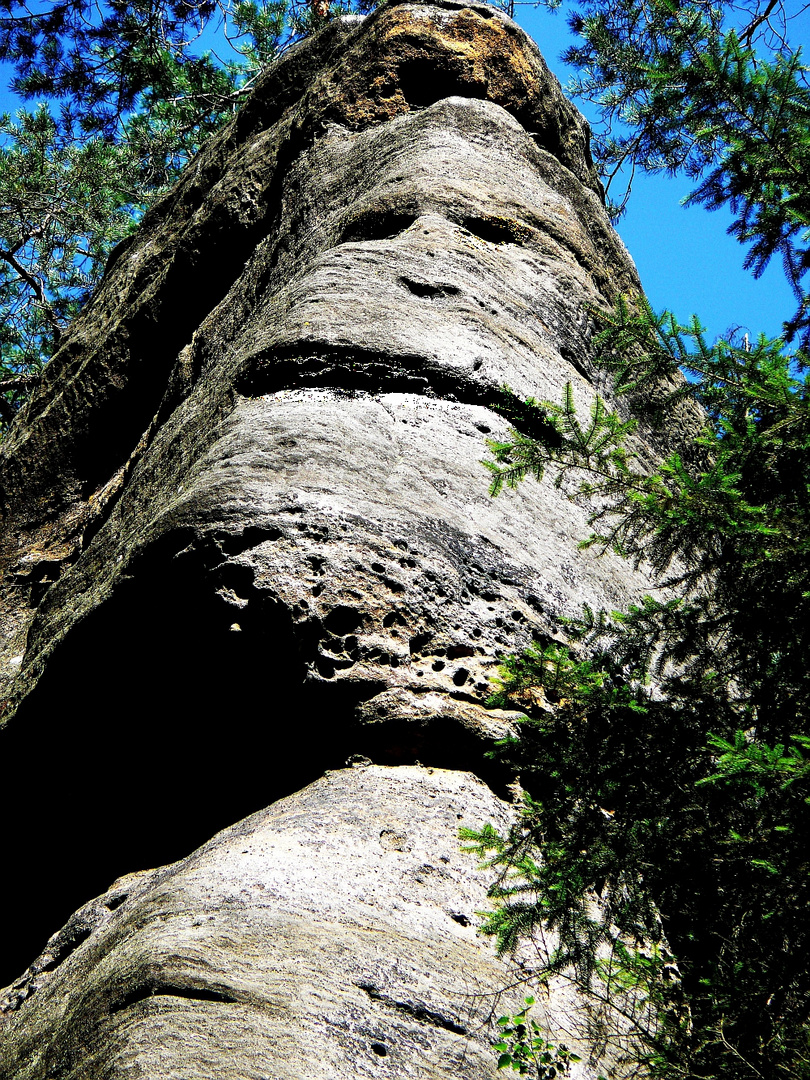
0;1;676;1074
1;766;643;1080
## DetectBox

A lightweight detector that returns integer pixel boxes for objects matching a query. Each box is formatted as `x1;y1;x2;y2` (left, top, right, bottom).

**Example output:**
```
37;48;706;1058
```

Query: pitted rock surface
0;2;646;713
0;1;677;1074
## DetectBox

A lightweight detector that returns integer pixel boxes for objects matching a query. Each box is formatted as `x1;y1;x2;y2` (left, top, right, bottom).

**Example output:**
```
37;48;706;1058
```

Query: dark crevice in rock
243;110;334;286
38;926;94;973
387;56;579;187
356;982;469;1036
111;982;239;1013
397;58;482;111
216;526;285;557
341;211;419;245
559;341;593;382
354;716;513;801
100;232;138;282
236;344;563;446
76;412;164;561
384;0;496;14
398;276;462;300
447;687;490;705
0;535;367;989
103;894;128;911
23;212;273;515
462;216;527;246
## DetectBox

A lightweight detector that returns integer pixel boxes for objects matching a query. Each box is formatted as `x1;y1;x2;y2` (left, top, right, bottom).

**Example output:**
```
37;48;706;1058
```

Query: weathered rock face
2;765;646;1080
0;1;675;1074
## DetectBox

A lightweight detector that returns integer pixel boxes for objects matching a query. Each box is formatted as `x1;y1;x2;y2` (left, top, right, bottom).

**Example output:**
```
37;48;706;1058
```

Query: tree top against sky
0;0;808;423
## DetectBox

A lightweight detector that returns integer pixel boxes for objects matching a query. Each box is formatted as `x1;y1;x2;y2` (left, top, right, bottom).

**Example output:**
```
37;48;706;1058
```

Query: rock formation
0;2;680;1075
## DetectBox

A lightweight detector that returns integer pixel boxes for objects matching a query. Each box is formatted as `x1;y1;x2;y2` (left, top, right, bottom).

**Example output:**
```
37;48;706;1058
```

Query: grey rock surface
0;0;653;719
0;1;680;1074
0;766;640;1079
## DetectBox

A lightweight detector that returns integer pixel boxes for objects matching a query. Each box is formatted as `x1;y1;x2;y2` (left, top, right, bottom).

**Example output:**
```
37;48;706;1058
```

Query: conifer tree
556;0;810;345
0;0;369;425
468;4;810;1074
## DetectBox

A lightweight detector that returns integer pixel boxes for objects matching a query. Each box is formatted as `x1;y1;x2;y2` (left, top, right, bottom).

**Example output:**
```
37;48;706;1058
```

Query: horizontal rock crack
356;981;468;1036
237;343;563;446
111;982;240;1013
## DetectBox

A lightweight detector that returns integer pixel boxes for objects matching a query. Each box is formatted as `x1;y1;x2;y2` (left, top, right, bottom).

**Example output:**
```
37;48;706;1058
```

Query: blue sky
512;3;803;345
0;1;805;344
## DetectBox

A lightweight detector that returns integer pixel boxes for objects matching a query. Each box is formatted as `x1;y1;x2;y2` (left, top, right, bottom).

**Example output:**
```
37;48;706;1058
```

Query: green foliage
486;302;810;704
484;382;638;498
0;0;368;428
0;104;144;421
493;998;581;1077
477;23;810;1049
474;294;810;1078
540;0;810;346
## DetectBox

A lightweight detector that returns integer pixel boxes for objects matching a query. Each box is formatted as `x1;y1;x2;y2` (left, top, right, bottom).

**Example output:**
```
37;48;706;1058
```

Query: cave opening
0;550;358;990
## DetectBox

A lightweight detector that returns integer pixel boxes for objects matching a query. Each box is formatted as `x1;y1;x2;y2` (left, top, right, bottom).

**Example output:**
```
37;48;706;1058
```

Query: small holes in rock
463;216;523;245
452;668;470;686
315;656;336;679
340;211;417;244
412;630;432;656
432;660;445;672
324;606;362;635
450;912;471;926
398;58;471;108
371;1043;388;1057
447;644;476;659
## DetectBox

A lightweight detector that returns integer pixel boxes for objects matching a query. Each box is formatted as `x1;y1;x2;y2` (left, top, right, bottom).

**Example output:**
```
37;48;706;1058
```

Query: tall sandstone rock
0;2;687;1075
